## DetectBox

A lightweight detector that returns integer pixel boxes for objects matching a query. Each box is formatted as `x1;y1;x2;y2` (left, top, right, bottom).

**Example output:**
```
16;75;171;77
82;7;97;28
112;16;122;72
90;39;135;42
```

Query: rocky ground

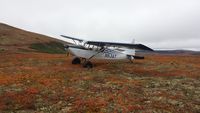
0;52;199;113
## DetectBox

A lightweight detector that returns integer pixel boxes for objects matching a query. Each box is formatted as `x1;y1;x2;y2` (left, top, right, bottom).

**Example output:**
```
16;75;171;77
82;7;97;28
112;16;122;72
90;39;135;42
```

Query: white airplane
61;35;153;68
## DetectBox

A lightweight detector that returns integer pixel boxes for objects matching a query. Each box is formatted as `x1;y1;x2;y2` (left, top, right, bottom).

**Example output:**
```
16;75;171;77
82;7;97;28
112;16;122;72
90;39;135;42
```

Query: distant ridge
137;50;200;56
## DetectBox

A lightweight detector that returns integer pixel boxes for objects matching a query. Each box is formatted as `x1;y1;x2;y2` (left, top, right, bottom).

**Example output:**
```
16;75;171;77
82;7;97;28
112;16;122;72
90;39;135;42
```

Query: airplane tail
128;39;145;60
122;39;136;56
131;39;135;44
130;38;135;55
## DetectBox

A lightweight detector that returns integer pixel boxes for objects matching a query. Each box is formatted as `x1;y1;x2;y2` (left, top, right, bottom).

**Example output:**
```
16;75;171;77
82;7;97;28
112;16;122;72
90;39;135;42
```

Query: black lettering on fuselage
104;53;117;58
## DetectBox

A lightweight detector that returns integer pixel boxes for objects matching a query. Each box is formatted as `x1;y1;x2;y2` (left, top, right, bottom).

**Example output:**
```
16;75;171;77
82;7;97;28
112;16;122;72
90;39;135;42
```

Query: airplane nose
65;45;69;48
64;45;69;50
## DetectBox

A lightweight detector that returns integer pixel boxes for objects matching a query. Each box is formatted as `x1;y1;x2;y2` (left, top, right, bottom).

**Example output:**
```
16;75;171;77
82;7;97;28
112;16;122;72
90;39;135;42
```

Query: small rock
61;106;71;112
169;99;179;105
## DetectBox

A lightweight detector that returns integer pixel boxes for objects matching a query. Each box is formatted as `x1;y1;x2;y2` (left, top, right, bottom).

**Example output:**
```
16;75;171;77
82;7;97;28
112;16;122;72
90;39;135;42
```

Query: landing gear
82;61;93;68
72;57;81;64
71;57;93;68
127;55;134;63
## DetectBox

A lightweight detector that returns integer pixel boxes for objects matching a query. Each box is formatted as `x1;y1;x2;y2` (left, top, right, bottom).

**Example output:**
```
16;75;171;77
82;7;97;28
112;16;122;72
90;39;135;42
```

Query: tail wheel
72;57;81;64
82;61;93;68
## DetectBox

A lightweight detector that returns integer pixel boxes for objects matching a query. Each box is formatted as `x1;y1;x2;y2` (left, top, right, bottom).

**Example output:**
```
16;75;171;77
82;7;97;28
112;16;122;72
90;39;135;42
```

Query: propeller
64;44;70;57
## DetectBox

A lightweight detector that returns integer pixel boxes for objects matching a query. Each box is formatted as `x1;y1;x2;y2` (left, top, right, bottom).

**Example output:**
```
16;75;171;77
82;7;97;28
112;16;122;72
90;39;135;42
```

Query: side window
95;46;99;51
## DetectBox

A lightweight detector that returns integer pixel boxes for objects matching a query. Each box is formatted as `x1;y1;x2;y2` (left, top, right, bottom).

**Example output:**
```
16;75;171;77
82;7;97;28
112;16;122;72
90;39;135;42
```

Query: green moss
18;48;33;52
0;48;5;52
30;41;66;54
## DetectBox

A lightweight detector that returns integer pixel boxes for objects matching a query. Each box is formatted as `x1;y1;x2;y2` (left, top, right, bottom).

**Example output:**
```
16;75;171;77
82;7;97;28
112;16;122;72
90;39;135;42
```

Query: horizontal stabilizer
133;56;144;59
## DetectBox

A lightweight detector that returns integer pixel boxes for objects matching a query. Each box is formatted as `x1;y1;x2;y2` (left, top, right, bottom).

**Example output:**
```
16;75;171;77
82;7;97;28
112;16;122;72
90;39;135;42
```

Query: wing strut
88;48;105;60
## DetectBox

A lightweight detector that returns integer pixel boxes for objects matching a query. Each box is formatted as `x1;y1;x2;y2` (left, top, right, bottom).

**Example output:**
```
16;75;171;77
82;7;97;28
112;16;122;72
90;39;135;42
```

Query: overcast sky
0;0;200;50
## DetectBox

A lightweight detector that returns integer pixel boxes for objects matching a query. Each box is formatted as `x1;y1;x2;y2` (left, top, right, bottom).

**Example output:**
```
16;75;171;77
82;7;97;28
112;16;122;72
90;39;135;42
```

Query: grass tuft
0;48;5;52
30;41;66;54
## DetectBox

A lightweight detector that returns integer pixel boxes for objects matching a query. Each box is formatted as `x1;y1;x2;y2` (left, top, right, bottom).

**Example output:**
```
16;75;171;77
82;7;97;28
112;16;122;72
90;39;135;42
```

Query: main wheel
72;57;81;64
82;61;93;68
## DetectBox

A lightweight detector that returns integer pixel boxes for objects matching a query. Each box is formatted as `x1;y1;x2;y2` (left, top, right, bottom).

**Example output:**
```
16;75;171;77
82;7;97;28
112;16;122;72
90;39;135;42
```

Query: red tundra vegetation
0;52;199;112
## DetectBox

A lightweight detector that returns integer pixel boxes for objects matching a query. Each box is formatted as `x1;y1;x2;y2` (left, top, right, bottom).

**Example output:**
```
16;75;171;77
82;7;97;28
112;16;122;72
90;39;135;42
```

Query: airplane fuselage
68;46;130;60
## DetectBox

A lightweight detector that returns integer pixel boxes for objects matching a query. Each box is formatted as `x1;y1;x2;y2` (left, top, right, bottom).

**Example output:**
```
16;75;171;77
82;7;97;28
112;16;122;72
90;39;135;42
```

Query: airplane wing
60;35;153;51
60;35;84;42
86;41;154;51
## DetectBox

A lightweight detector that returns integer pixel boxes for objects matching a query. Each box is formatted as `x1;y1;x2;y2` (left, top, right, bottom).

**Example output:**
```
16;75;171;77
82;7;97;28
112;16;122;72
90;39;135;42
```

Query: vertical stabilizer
122;39;136;56
131;39;135;44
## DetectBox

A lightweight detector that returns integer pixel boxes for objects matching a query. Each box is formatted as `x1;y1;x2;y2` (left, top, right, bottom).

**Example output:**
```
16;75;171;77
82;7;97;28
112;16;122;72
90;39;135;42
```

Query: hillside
0;23;65;53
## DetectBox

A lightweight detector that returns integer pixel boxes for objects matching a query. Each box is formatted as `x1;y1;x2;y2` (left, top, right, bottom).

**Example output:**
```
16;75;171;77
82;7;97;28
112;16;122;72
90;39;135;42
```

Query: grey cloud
0;0;200;50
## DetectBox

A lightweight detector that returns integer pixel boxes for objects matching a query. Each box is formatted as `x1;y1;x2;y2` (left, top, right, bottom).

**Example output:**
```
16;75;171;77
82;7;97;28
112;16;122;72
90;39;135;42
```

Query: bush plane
61;35;153;68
